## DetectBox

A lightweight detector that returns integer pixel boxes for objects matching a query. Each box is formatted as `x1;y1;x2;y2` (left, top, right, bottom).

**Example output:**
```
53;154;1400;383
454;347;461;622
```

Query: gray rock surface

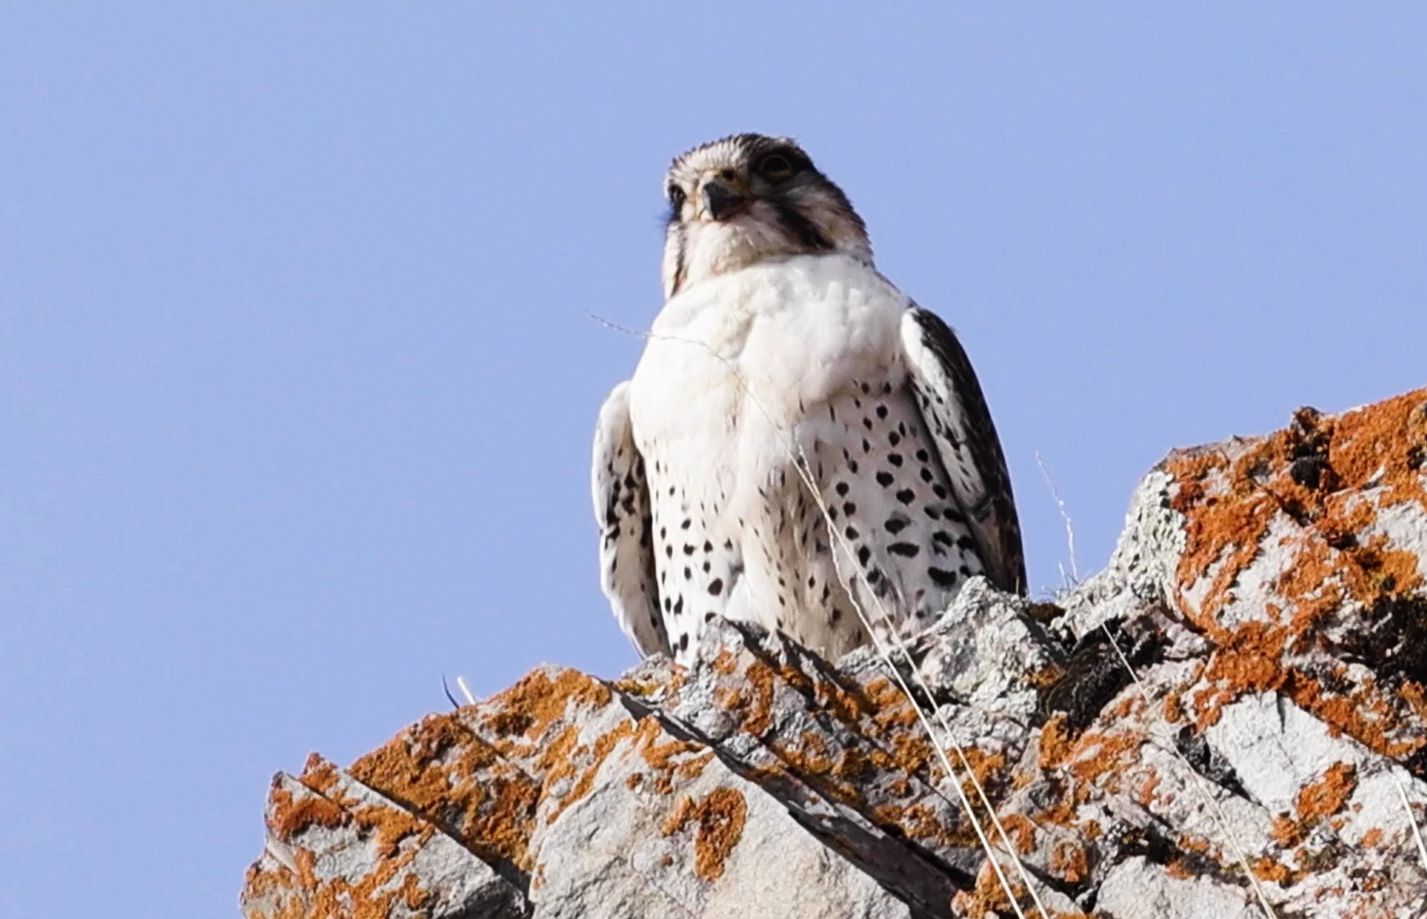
244;388;1427;917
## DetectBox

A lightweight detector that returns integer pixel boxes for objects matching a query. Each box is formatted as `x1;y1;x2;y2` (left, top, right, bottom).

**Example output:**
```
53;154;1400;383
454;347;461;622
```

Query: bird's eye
758;153;796;180
667;184;687;207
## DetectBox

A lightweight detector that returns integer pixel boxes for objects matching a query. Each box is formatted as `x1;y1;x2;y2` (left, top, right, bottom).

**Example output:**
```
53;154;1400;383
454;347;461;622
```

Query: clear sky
2;5;1424;915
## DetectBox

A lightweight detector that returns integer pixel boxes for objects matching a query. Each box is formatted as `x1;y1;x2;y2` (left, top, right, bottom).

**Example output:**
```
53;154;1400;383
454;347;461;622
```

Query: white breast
630;254;907;435
625;254;914;660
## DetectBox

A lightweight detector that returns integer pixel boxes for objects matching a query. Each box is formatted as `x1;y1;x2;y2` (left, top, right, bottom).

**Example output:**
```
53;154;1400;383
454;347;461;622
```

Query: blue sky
3;5;1424;915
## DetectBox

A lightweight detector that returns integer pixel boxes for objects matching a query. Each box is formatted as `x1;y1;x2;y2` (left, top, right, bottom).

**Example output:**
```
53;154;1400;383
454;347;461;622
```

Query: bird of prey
593;133;1024;666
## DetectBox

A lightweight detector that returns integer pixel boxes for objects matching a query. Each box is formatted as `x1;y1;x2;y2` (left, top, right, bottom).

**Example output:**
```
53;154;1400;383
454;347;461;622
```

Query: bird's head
661;133;871;299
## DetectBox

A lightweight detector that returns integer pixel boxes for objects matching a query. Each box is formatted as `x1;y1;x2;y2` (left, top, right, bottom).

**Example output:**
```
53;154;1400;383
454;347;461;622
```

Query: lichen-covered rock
243;387;1427;918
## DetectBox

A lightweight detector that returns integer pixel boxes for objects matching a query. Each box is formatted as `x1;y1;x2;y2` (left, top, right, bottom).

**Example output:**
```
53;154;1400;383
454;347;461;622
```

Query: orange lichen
1051;840;1090;884
1285;673;1423;760
250;756;452;919
714;659;777;736
350;713;540;870
544;720;635;825
634;717;713;794
660;787;748;883
1037;715;1075;770
1135;770;1163;807
1165;393;1427;758
1050;728;1142;788
1403;681;1427;720
1296;761;1358;822
482;667;612;740
952;859;1089;919
963;748;1008;787
999;813;1038;854
267;782;345;840
1167;392;1427;631
1251;855;1296;884
1269;814;1304;847
1180;834;1211;855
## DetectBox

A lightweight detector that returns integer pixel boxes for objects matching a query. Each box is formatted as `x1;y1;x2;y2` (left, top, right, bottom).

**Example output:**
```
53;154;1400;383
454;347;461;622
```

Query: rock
243;387;1427;918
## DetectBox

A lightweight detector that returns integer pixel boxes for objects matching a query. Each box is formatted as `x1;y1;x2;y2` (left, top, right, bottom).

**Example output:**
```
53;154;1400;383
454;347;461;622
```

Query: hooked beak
701;179;748;221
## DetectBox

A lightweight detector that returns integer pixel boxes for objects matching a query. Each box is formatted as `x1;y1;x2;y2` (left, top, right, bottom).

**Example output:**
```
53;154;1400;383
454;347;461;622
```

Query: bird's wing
592;381;671;658
899;307;1027;594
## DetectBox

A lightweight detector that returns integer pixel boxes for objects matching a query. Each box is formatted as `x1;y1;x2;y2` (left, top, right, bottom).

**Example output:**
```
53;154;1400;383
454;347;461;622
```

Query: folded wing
592;382;671;657
900;308;1026;594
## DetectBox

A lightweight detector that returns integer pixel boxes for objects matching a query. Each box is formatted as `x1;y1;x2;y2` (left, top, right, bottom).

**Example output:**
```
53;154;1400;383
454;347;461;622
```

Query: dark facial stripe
669;223;687;295
666;185;686;226
773;200;832;251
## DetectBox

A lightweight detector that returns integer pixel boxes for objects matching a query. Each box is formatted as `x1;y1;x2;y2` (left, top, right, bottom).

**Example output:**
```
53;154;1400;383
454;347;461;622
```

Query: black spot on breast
889;431;901;446
929;567;959;588
888;453;903;467
709;578;724;596
857;545;871;565
835;481;849;496
875;404;888;419
844;525;860;540
842;501;856;516
889;542;920;558
876;471;894;487
896;489;915;504
886;516;909;534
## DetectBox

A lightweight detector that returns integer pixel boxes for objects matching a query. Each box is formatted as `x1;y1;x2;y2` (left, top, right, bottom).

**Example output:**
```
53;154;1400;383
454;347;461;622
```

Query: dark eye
758;153;796;181
667;184;687;207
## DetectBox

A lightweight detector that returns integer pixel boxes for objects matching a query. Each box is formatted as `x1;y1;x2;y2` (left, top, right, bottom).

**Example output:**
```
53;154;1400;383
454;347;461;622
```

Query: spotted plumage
593;134;1024;665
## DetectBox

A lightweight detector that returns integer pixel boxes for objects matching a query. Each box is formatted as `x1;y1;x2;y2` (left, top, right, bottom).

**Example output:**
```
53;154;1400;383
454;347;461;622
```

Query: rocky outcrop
243;388;1427;918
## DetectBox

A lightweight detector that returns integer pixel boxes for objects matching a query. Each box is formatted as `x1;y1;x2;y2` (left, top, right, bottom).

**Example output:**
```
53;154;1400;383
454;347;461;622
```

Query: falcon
593;133;1024;665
